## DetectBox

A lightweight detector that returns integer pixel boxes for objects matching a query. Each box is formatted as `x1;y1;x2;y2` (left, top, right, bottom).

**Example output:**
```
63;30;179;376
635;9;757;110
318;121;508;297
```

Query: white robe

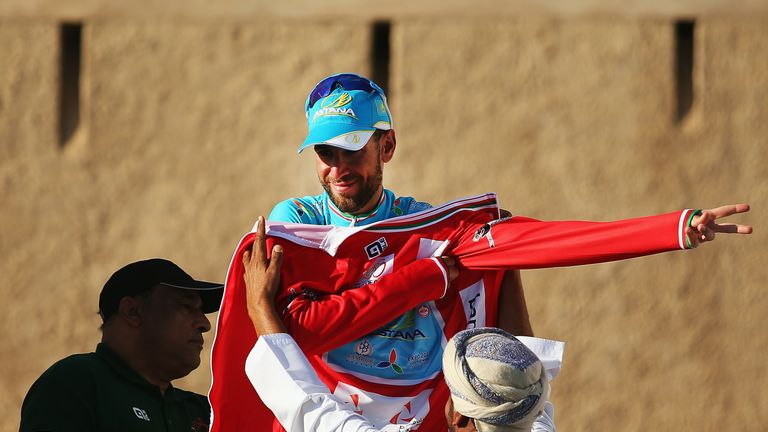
246;333;564;432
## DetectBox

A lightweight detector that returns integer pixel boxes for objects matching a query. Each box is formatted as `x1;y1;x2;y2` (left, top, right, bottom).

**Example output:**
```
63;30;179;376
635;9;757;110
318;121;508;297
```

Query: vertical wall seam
371;21;391;95
59;22;82;148
674;19;695;124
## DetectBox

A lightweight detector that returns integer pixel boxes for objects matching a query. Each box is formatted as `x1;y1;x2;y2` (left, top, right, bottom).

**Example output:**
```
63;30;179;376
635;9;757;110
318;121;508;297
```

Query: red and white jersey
209;193;697;431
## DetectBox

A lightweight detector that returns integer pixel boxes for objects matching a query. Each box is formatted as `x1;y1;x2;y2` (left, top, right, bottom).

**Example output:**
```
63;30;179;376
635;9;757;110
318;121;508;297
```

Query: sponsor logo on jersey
377;328;427;341
364;237;388;259
345;352;377;367
376;348;404;374
472;216;512;248
284;286;321;312
328;307;441;380
354;253;394;287
460;279;487;329
465;293;481;329
417;304;430;318
344;353;376;369
132;407;150;421
314;93;357;120
407;351;431;368
355;339;373;356
377;310;428;341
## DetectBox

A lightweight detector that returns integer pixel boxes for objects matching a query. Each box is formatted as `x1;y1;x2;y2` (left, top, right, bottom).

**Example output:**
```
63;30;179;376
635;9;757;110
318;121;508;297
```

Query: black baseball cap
98;258;224;321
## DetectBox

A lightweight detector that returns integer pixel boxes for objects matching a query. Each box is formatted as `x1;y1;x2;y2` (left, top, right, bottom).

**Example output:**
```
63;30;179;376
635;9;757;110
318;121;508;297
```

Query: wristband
685;209;703;248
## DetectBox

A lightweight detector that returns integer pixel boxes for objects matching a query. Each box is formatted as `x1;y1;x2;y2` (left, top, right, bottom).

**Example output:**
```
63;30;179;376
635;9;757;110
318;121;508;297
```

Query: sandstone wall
1;7;766;431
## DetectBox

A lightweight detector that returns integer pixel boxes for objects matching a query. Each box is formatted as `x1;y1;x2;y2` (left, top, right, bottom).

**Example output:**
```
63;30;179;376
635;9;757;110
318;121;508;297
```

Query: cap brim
160;280;224;314
298;127;375;154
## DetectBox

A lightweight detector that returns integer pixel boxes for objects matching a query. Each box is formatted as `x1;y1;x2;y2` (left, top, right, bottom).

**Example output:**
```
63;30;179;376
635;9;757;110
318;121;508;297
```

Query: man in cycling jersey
265;73;535;429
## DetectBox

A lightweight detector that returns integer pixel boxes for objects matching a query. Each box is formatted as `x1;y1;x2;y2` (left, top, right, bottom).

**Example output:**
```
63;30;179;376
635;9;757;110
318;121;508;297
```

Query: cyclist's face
314;131;394;215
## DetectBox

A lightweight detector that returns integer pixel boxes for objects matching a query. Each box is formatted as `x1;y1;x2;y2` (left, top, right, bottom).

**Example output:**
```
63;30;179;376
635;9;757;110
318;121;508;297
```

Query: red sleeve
452;210;695;269
282;257;448;354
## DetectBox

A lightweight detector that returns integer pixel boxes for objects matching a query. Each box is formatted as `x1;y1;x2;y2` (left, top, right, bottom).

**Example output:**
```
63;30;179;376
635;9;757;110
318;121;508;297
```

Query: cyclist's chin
329;191;370;214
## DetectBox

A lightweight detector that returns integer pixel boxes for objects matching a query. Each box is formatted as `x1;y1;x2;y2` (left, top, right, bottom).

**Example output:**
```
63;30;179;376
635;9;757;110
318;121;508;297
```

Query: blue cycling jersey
268;189;445;387
268;189;431;227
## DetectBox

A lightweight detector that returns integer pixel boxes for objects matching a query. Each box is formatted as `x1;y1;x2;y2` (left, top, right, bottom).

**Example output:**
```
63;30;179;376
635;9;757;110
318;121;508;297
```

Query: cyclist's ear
379;130;396;163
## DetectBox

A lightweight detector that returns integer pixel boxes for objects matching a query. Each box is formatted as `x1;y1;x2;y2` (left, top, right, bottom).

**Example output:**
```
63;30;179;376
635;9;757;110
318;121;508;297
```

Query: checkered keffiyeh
442;328;550;432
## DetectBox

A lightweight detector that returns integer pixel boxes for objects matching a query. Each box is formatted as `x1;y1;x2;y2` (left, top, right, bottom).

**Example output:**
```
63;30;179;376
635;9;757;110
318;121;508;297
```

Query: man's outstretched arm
453;205;752;270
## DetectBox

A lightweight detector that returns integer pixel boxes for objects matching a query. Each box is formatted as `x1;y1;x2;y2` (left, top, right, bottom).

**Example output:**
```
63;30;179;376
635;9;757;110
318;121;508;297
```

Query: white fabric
246;333;381;432
515;337;564;381
246;334;563;432
530;402;556;432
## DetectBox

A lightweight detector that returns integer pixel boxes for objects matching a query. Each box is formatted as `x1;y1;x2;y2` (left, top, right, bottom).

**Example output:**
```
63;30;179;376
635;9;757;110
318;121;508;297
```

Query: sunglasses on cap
305;73;391;114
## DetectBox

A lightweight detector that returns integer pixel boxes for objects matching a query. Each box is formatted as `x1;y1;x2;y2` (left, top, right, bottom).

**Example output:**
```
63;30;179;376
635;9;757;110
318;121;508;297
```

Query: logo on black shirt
132;407;150;421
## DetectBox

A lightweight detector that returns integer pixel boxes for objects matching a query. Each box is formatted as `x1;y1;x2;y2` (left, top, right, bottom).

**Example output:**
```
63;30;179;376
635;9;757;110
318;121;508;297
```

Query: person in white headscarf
442;327;560;432
242;217;564;432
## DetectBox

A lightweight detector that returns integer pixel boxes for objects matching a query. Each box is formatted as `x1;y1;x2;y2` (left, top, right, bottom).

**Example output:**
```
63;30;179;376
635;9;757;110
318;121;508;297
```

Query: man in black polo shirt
20;259;224;432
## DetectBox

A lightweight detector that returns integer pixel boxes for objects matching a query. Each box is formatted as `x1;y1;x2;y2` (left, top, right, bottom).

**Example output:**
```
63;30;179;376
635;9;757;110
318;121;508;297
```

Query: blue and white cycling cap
299;73;393;154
